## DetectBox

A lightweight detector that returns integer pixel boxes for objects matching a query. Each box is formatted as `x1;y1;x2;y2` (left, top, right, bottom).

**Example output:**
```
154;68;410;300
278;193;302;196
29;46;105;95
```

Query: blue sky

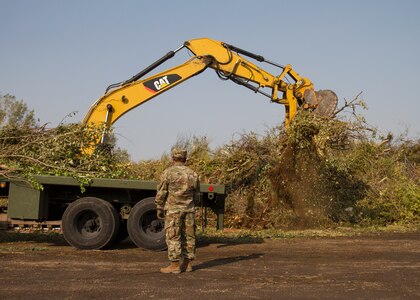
1;0;419;161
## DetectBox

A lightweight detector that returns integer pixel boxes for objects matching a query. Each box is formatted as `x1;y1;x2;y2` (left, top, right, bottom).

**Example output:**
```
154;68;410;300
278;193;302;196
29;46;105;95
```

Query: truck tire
127;197;166;251
62;197;120;250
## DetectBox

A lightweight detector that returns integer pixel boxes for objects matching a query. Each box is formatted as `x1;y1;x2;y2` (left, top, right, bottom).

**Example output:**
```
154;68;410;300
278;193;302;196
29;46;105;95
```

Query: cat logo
143;74;182;93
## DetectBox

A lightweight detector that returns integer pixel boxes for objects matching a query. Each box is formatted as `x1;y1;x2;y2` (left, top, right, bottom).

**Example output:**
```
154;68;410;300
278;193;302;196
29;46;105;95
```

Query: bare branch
332;91;364;117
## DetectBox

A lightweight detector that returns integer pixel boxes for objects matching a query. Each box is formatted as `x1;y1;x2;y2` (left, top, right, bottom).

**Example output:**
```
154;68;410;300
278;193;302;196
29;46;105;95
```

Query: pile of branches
1;93;418;228
0;124;129;187
130;93;419;228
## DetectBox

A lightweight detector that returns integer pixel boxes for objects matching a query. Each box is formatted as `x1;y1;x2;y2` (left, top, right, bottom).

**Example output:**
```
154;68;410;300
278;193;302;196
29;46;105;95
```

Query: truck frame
1;176;225;250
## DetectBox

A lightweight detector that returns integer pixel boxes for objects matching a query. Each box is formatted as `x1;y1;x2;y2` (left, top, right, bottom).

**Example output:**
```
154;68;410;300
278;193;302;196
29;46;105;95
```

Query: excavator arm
82;38;337;146
82;55;212;143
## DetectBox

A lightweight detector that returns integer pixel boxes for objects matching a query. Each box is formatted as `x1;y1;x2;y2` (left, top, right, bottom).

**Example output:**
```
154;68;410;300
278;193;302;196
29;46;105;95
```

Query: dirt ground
0;231;419;300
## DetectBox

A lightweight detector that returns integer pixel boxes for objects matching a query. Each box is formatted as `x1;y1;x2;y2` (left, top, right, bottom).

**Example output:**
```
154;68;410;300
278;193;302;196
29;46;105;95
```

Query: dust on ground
1;231;419;299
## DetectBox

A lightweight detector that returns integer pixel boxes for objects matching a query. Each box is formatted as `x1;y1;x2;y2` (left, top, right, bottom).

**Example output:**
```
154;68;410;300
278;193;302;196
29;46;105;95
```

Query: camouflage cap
171;148;187;160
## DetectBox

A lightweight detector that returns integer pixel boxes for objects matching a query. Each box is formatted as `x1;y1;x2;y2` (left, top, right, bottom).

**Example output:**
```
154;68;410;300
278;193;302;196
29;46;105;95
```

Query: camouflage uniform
155;149;200;262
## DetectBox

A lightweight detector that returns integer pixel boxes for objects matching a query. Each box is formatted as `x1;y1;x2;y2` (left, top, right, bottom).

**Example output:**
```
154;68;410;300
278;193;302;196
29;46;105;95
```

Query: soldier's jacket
155;163;200;213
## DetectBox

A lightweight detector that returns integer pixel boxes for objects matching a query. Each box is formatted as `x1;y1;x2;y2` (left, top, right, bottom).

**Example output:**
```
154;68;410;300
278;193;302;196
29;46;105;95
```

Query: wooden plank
0;214;62;230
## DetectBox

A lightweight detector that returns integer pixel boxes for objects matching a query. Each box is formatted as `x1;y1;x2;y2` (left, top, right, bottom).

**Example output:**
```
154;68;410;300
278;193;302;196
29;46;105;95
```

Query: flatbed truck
0;176;225;250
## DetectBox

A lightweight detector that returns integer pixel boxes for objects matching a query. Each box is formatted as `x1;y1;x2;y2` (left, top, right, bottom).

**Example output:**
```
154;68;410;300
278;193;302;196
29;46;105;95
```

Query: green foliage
0;94;37;128
349;140;420;225
0;123;131;187
124;112;419;228
1;93;418;228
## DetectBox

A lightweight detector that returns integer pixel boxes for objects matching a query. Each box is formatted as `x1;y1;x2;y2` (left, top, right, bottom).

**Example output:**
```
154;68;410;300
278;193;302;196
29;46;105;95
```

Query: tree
0;93;37;128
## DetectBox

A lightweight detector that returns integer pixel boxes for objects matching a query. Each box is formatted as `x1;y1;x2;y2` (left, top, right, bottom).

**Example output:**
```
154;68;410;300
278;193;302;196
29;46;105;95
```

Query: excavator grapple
304;89;338;118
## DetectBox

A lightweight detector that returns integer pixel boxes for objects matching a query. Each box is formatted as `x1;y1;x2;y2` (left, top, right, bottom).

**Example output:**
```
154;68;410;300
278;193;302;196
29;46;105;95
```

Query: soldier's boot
160;261;181;274
181;258;193;272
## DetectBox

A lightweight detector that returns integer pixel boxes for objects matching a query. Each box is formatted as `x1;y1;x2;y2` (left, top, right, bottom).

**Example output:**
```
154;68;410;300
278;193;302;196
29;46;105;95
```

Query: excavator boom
82;38;337;146
82;56;211;143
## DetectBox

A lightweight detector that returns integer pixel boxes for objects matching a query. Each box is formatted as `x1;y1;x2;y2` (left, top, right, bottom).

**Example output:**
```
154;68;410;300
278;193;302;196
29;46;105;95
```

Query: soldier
155;148;200;274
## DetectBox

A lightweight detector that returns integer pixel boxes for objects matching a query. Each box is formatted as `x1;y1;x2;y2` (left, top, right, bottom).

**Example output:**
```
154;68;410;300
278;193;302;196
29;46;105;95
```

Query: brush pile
134;95;419;228
1;94;419;228
0;124;129;188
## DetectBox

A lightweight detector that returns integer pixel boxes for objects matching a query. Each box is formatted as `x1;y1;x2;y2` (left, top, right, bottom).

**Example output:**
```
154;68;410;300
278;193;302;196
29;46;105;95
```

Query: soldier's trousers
165;211;196;261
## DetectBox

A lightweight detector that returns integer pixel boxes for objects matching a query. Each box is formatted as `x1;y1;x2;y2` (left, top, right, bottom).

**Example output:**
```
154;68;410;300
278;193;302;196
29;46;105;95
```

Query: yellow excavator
82;37;338;146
